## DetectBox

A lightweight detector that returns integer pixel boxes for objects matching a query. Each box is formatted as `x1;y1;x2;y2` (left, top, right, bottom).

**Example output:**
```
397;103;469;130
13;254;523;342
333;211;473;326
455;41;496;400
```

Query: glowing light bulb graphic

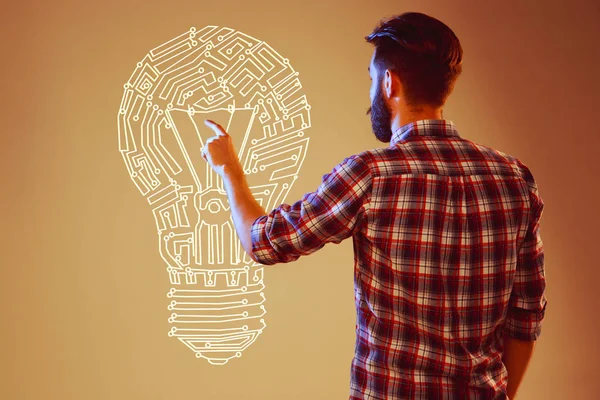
117;26;311;365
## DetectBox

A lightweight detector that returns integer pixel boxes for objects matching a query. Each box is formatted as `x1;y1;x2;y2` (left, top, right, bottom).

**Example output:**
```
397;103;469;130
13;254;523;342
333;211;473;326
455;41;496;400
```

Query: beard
366;79;394;143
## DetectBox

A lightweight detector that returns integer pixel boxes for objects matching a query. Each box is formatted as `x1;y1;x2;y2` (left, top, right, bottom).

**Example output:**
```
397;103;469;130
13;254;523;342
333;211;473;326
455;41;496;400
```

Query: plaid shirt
250;119;547;399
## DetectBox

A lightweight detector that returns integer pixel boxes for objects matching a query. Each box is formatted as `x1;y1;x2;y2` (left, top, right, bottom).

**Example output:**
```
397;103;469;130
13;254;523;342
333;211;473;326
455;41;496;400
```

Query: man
201;11;547;400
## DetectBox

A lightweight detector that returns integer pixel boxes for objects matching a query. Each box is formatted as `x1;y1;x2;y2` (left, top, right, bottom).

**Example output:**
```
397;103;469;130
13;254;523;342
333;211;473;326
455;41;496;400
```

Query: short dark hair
365;12;463;108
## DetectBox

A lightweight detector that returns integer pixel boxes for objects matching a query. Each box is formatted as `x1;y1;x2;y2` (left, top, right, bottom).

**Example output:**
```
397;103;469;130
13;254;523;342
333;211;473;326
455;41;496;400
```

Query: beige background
2;0;599;399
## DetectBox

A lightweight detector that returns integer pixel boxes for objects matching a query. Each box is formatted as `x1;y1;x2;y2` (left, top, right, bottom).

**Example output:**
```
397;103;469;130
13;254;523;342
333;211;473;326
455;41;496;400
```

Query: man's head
365;12;463;142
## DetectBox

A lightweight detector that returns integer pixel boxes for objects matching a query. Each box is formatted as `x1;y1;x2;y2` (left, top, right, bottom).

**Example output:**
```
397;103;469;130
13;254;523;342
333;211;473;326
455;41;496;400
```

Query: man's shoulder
458;138;536;180
458;137;517;162
350;147;403;168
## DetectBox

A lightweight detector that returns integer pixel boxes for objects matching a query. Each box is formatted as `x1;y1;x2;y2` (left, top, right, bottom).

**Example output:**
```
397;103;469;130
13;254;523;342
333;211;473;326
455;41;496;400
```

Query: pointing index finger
204;119;227;136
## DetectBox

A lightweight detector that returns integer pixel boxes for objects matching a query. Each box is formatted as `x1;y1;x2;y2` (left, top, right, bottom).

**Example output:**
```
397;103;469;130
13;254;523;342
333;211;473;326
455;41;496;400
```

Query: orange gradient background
2;0;599;399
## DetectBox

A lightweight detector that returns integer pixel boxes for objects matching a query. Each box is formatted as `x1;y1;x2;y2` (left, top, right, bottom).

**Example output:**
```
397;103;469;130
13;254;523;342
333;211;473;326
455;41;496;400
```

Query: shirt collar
390;119;460;147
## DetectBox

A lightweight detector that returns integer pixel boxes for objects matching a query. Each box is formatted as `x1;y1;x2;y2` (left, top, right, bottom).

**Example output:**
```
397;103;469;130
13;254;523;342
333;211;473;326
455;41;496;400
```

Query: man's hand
201;119;244;179
200;119;267;262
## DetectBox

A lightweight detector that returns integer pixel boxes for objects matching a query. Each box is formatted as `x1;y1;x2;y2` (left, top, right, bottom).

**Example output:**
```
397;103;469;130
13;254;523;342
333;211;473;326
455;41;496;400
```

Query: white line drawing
117;26;311;365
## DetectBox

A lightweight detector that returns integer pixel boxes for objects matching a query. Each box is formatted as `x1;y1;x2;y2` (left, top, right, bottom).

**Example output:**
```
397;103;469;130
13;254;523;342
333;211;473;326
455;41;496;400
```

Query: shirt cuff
250;214;279;265
503;302;547;341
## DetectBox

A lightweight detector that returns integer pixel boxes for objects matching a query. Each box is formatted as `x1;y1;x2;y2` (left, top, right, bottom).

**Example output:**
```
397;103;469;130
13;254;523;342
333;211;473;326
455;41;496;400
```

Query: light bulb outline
118;25;311;365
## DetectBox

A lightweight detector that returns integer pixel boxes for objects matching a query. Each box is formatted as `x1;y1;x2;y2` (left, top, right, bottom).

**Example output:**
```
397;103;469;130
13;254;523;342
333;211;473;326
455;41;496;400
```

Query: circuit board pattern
117;26;311;365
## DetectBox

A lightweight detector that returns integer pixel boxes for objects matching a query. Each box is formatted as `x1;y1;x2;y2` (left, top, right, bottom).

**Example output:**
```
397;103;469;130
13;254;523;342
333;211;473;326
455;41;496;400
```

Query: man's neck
391;106;444;134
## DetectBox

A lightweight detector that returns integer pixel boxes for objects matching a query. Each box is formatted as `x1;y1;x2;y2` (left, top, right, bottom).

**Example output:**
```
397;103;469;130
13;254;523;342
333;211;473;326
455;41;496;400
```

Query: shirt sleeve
250;154;372;265
503;174;548;341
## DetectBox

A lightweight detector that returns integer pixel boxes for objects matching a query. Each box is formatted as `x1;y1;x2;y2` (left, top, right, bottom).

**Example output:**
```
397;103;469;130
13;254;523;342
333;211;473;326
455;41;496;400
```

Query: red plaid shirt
251;119;547;399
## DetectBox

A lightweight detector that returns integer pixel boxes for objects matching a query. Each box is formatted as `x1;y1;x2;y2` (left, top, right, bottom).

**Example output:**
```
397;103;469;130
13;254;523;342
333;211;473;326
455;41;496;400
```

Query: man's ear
387;70;402;98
